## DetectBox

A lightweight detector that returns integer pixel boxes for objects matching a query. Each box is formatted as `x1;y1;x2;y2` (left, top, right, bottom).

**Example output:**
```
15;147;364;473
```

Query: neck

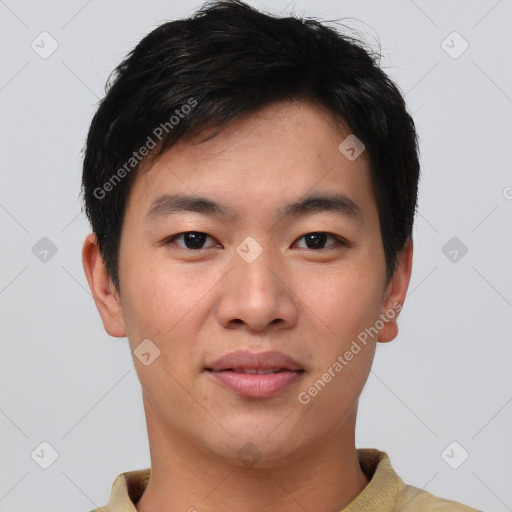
136;402;369;512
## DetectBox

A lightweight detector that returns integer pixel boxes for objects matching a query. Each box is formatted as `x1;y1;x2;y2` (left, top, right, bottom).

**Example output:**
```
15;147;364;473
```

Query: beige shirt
90;448;481;511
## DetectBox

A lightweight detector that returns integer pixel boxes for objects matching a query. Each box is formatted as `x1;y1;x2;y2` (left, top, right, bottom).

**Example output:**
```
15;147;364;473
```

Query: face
83;100;412;468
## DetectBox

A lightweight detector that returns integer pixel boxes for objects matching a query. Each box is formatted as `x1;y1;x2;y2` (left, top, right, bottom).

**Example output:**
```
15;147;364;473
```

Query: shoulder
355;448;483;512
396;482;483;511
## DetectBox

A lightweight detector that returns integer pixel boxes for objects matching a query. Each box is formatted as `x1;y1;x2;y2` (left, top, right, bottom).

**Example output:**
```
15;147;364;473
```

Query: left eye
293;232;345;250
163;231;346;251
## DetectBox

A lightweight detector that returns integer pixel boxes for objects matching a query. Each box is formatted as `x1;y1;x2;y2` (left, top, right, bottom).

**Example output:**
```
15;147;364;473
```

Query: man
81;0;480;510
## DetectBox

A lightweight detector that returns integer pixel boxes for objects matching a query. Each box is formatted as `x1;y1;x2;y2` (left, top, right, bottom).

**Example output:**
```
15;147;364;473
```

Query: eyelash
162;231;350;251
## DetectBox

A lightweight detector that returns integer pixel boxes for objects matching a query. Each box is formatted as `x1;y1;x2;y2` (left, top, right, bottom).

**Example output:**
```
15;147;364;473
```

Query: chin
204;423;307;469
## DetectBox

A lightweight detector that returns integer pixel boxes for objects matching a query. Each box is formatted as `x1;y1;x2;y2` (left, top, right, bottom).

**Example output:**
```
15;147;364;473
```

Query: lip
205;350;304;372
204;350;305;399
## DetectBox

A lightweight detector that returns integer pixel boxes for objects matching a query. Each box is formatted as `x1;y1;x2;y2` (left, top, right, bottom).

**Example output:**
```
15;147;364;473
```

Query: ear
82;232;127;338
377;239;413;343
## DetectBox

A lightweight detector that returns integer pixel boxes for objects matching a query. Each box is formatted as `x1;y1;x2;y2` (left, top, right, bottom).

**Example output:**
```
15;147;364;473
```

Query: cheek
299;265;384;343
119;241;176;320
119;255;215;371
119;257;179;342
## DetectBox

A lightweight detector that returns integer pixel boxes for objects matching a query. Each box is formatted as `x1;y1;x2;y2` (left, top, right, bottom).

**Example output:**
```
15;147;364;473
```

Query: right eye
162;231;222;250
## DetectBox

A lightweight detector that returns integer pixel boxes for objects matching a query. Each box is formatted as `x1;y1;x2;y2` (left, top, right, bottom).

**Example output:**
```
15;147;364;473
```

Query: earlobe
377;239;413;343
82;232;127;338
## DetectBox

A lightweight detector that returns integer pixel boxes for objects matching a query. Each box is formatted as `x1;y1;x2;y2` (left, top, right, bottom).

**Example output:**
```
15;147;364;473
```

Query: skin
82;100;413;512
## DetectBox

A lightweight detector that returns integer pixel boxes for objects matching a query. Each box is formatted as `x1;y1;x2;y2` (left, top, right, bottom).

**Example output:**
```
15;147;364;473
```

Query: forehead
125;100;375;226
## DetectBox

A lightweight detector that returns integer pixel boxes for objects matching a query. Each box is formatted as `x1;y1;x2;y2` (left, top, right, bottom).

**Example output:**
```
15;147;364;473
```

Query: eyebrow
146;192;363;223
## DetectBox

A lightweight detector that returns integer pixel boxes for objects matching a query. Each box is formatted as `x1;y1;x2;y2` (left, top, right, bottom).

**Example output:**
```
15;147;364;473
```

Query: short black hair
81;0;420;295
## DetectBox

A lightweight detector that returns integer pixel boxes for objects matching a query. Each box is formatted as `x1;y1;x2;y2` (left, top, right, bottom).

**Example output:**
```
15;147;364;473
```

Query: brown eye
294;232;346;250
164;231;220;250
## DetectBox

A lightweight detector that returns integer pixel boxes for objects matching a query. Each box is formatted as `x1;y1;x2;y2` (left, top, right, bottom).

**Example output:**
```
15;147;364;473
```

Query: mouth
206;368;305;374
204;350;305;398
205;349;304;372
204;366;305;399
205;357;305;399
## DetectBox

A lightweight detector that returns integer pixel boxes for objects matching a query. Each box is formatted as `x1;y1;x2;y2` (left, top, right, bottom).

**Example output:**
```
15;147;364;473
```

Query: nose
216;239;299;333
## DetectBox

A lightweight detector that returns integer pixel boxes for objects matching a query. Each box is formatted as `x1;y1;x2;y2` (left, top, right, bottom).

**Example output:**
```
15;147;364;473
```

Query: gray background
1;0;511;511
